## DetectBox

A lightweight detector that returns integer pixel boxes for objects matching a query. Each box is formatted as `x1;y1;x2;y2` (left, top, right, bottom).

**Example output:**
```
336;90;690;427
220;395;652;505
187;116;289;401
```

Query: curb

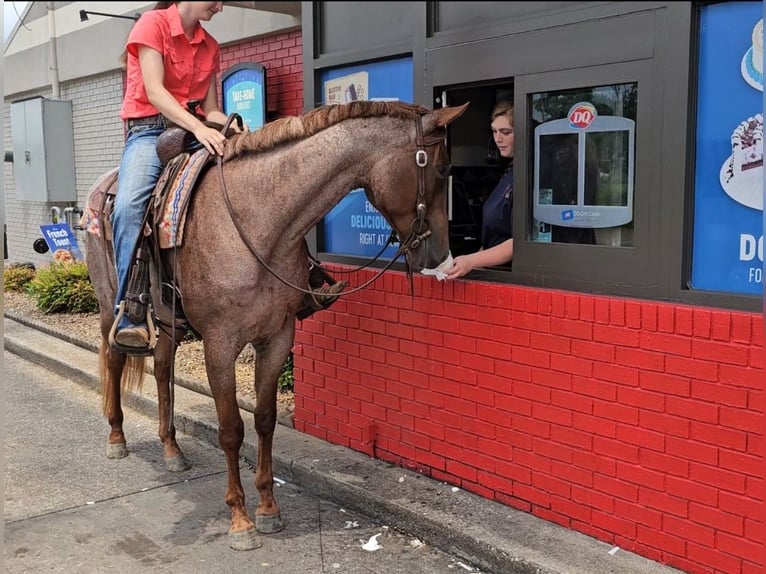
3;310;294;428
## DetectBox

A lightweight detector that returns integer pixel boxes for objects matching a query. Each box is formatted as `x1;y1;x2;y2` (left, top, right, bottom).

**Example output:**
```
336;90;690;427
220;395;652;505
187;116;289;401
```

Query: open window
435;81;514;264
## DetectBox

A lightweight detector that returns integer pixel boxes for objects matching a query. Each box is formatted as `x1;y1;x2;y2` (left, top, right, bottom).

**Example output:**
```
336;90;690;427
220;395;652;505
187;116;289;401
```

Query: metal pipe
64;207;84;231
47;2;60;98
79;10;140;22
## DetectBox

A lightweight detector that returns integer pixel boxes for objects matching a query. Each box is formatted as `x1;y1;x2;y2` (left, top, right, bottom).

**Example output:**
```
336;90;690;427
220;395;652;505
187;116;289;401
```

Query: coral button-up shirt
119;3;220;121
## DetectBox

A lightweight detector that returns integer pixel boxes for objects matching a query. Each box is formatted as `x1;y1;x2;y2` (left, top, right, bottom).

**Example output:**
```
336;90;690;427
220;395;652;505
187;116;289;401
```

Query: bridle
216;112;446;297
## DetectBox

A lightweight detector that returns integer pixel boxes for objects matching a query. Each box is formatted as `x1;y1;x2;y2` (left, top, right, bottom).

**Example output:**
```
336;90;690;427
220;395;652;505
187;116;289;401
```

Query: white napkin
421;251;454;281
362;533;383;551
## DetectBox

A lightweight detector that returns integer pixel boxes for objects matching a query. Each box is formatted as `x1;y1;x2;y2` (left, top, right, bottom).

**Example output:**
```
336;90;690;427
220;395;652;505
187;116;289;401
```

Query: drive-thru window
297;3;764;574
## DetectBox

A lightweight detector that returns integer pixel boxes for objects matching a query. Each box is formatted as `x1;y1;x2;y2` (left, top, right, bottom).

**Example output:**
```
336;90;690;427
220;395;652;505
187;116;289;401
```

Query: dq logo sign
567;102;597;129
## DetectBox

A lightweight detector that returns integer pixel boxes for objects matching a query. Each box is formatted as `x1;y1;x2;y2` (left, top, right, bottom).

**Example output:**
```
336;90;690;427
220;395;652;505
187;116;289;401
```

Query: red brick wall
293;268;764;574
218;29;303;118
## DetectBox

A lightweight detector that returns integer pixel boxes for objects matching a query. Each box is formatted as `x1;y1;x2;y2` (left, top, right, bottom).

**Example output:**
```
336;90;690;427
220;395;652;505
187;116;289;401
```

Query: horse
84;100;469;550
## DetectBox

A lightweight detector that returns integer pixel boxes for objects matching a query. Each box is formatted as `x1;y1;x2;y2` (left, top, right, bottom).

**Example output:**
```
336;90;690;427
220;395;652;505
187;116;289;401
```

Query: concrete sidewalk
4;313;684;574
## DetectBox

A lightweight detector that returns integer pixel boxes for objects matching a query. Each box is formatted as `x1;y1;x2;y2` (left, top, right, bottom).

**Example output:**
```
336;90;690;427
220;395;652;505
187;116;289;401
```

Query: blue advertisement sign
320;57;413;259
222;63;266;130
691;2;763;295
40;223;83;260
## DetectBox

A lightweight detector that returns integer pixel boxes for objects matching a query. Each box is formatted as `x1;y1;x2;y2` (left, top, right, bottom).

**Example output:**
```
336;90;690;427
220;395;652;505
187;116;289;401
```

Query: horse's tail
99;341;146;417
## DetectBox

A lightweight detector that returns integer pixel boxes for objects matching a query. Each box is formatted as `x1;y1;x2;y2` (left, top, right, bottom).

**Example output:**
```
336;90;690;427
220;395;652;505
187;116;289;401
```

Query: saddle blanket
82;148;211;249
81;167;119;239
157;148;211;249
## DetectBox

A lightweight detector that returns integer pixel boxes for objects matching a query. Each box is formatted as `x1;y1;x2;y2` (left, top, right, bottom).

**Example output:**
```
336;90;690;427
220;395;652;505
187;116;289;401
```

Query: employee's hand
444;254;475;280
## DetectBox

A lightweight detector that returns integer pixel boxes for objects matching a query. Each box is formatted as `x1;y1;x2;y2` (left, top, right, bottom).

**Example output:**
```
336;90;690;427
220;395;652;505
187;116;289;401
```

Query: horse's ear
431;102;470;128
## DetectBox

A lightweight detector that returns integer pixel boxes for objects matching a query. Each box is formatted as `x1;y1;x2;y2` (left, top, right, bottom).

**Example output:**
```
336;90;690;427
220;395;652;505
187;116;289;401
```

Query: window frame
506;60;661;297
306;1;762;312
673;0;764;311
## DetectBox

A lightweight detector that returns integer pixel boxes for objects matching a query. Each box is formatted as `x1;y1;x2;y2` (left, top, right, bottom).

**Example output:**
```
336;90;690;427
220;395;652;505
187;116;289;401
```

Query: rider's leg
111;125;164;347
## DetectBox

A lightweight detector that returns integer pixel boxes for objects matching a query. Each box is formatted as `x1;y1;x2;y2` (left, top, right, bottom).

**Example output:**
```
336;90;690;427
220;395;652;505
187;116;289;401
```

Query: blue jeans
111;124;164;330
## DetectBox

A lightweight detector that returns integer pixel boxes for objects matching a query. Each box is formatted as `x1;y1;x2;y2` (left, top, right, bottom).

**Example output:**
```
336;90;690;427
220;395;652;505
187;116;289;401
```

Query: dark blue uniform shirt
482;166;513;249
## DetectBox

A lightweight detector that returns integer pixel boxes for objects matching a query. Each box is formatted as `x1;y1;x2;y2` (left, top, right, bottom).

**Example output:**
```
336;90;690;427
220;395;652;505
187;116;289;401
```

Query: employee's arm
445;238;513;279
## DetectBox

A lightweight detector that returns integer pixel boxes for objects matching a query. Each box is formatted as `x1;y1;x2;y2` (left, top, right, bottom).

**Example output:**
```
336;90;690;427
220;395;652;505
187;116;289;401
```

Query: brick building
293;3;764;574
4;3;764;574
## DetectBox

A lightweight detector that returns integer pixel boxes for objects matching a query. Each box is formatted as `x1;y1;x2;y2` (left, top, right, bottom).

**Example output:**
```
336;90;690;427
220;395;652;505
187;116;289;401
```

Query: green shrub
278;353;294;393
27;261;99;314
3;263;36;292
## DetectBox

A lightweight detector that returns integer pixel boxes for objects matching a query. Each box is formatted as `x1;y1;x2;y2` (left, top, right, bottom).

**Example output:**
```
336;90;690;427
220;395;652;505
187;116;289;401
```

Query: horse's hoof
255;513;284;534
165;454;191;473
228;527;262;550
106;442;128;459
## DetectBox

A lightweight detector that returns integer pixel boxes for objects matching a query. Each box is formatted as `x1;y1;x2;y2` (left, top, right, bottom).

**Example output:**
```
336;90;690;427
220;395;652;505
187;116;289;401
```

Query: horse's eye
437;163;451;178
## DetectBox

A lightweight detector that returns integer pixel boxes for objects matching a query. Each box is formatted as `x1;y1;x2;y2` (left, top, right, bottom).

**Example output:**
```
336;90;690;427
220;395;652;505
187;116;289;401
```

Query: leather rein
215;112;445;298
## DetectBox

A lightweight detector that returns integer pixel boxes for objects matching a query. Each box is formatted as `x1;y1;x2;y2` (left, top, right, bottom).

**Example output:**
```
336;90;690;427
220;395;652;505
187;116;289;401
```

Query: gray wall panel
317;2;418;56
427;9;655;88
4;44;51;98
433;1;586;33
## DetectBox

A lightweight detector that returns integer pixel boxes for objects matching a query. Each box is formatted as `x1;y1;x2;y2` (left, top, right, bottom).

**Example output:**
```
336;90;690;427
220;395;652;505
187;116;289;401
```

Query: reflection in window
539;133;578;206
530;83;637;247
585;131;629;207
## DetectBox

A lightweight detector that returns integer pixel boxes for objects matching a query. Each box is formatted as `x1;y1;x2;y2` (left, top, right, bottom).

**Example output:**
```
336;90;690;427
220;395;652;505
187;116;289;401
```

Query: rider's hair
118;2;177;69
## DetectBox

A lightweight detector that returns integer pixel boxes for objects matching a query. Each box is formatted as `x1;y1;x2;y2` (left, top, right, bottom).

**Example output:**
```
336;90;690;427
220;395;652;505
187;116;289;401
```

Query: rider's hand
193;123;227;156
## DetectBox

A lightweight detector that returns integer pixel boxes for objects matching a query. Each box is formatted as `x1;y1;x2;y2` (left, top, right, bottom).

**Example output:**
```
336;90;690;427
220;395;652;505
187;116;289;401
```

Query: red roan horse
84;100;468;549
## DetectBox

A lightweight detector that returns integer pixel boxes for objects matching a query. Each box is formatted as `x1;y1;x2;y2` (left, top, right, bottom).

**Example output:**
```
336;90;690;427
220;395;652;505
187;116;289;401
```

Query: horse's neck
274;124;385;234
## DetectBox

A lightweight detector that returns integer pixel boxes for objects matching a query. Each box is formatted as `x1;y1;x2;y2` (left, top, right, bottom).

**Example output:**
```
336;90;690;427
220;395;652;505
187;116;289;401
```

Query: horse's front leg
251;322;294;534
102;336;129;459
203;334;262;550
152;331;191;472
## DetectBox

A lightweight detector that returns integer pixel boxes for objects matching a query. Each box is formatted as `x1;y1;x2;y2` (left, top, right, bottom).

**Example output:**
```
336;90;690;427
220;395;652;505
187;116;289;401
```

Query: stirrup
309;261;341;289
108;301;158;356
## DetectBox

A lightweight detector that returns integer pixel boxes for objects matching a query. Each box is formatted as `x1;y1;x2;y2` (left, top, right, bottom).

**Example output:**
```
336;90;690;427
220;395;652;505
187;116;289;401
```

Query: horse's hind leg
152;332;191;472
251;322;294;535
101;339;129;459
203;335;261;550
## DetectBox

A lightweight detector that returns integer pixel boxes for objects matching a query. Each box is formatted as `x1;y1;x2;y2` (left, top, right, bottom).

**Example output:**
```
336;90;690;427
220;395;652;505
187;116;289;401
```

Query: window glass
690;1;763;296
530;83;637;246
584;131;629;207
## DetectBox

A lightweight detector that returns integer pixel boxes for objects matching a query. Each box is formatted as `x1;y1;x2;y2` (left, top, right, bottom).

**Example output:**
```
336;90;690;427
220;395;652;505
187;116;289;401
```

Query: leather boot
297;261;347;320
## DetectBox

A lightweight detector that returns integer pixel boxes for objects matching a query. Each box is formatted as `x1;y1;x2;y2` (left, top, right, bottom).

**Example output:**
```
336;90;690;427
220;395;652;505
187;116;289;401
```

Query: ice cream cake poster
691;1;763;295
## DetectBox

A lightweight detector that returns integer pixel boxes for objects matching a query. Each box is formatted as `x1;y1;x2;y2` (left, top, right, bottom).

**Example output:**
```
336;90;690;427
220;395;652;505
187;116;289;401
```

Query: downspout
47;2;60;98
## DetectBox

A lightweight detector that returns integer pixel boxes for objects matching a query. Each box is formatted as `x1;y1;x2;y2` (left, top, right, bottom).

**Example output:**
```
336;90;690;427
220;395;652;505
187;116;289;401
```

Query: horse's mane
223;100;431;161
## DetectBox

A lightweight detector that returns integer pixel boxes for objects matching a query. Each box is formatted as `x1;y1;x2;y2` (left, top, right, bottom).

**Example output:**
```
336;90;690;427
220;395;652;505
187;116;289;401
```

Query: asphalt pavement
4;314;685;574
4;351;484;574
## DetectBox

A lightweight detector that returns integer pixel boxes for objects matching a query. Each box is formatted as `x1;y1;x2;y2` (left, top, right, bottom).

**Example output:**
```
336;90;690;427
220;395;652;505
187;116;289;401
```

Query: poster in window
691;2;763;295
324;72;368;105
319;58;413;258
